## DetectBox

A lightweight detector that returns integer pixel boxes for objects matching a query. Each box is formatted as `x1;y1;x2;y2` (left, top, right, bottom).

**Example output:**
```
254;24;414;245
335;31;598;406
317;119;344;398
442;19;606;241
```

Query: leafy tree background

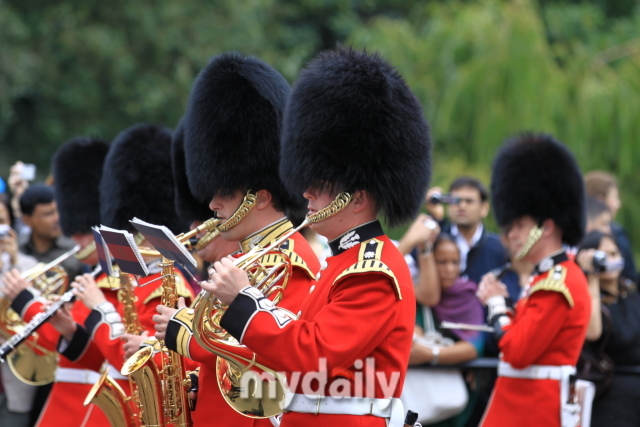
1;0;639;249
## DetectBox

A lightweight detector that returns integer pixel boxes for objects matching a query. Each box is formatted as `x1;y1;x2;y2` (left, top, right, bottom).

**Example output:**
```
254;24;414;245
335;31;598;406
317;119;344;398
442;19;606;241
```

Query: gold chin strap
307;192;353;224
217;191;258;232
75;241;97;261
515;225;544;260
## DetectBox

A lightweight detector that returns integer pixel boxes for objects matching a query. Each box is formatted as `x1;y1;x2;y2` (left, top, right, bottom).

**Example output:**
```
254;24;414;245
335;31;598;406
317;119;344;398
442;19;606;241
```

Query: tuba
122;258;193;427
191;192;352;418
0;246;79;385
83;272;142;427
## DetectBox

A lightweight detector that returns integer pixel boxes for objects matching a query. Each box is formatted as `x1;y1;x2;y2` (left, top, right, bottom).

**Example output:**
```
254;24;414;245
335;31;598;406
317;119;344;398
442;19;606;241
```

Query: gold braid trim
307;192;352;224
333;238;402;300
217;192;258;232
529;266;574;307
75;241;96;261
515;225;543;260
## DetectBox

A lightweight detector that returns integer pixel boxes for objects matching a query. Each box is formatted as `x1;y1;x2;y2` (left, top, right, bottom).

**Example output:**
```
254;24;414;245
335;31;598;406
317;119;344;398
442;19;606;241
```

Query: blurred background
1;0;639;246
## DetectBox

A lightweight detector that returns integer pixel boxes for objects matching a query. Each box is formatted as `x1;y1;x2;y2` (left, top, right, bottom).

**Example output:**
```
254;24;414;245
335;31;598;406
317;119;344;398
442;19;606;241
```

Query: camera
592;250;625;273
428;193;461;205
0;224;10;239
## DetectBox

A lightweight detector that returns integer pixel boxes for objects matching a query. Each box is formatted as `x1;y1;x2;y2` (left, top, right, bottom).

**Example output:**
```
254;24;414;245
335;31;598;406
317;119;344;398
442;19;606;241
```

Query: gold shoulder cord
217;191;258;232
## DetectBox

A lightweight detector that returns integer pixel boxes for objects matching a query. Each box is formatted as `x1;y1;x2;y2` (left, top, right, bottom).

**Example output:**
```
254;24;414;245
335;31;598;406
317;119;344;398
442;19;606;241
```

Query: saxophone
84;272;142;427
122;258;193;427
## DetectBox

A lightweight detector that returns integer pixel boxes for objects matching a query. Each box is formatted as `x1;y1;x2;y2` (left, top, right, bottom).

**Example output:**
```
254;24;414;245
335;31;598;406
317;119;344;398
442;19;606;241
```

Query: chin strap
515;224;544;260
217;191;258;232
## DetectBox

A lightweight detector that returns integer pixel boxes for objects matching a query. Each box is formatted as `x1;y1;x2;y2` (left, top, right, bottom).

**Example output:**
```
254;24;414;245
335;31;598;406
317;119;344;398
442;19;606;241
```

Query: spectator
585;171;637;283
426;177;508;284
7;162;32;239
0;194;38;427
18;184;82;280
576;231;640;427
586;197;613;235
410;234;484;426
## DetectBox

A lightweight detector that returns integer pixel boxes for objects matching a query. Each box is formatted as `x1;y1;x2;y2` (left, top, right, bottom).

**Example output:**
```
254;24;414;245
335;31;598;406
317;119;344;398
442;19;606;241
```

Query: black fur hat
100;123;186;233
183;52;305;218
52;137;110;236
279;47;432;227
172;119;213;224
491;133;585;246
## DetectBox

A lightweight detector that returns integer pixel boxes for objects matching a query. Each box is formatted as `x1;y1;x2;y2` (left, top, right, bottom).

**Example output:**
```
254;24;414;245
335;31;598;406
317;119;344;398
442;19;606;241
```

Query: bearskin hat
52;137;110;236
491;133;585;246
183;52;305;219
172;119;213;224
100;123;186;233
279;47;432;227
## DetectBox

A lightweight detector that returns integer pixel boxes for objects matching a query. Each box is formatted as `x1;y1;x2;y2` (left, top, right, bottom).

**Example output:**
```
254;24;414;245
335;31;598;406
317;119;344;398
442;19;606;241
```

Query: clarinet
0;265;103;362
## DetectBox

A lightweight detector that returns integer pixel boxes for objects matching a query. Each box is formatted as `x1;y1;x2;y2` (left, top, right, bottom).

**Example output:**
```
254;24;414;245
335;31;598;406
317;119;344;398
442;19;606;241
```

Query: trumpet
191;192;353;418
0;245;80;385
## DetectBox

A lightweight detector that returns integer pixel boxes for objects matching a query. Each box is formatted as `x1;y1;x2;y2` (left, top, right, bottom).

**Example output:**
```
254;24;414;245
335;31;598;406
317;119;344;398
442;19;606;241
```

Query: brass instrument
191;192;353;418
122;258;192;427
0;246;80;385
83;272;142;427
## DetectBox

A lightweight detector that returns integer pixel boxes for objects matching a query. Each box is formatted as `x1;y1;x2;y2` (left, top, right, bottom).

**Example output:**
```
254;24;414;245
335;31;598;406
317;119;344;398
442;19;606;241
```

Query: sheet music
130;217;197;267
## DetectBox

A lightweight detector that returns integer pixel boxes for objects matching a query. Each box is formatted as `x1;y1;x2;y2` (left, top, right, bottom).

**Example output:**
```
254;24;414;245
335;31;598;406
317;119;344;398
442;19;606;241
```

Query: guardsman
203;47;431;426
477;133;591;427
152;53;321;427
62;124;194;372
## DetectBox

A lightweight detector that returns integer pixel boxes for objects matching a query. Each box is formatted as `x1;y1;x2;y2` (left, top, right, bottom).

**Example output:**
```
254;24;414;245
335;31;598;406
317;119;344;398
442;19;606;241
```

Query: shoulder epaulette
96;275;120;290
334;238;402;300
260;238;316;280
529;265;574;307
144;273;193;304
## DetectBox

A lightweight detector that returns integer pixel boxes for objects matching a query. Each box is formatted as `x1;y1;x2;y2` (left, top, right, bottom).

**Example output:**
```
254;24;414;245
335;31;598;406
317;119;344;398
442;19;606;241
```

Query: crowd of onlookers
1;158;639;427
398;171;640;426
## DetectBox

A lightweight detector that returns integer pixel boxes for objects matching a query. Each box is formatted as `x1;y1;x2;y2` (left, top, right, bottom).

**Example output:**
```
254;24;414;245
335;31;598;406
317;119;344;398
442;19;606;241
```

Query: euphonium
122;258;192;427
0;246;79;385
191;192;353;418
84;272;142;427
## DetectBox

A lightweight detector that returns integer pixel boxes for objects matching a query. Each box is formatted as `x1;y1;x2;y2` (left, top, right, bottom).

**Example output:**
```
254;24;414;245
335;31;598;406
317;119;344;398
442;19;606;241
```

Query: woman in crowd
576;230;640;427
409;233;484;427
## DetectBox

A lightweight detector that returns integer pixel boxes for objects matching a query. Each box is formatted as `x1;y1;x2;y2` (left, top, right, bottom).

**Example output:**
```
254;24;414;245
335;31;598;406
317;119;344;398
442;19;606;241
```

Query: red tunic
481;259;591;427
165;218;320;427
219;221;416;427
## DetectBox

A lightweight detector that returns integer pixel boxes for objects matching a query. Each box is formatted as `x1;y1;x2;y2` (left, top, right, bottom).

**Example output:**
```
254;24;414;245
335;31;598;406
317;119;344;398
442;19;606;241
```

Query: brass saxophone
84;272;142;427
122;258;192;427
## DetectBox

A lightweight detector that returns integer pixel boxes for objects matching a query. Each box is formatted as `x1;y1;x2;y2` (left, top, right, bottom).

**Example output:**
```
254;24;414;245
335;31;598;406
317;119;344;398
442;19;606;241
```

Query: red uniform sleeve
499;291;573;369
223;274;399;375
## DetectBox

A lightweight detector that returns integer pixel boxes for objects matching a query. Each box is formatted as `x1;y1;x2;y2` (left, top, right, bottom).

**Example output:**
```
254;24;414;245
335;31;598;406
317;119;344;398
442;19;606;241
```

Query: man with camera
424;177;507;285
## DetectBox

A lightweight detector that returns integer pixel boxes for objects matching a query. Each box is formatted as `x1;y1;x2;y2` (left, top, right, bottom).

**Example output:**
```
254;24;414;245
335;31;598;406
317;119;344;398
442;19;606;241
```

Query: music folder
98;226;149;276
129;218;197;268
